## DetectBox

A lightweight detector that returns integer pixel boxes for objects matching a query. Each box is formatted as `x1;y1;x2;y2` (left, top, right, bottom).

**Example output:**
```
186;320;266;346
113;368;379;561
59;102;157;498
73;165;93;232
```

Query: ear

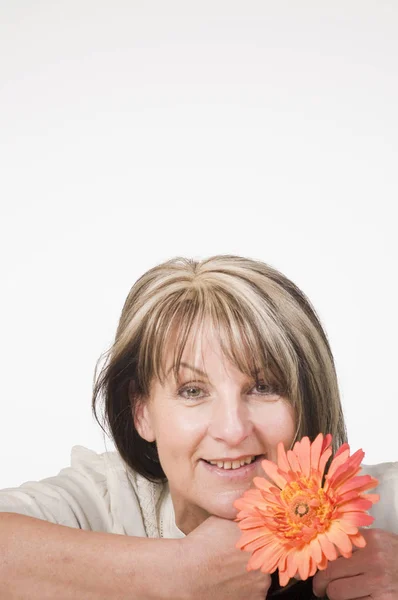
134;399;156;442
130;380;156;442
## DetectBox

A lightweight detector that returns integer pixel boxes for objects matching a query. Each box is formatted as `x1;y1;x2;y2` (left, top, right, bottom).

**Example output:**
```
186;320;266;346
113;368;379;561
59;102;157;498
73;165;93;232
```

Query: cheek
162;407;207;439
157;413;203;458
256;402;296;443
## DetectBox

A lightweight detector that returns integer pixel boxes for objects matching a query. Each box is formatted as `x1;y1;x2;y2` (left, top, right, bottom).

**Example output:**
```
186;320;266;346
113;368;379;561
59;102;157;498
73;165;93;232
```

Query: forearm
0;512;184;600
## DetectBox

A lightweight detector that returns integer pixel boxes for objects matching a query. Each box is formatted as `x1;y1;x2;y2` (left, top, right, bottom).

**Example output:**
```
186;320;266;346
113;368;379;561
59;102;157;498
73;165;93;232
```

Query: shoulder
359;461;398;534
70;445;166;537
0;444;165;536
0;444;123;530
70;445;164;500
69;444;126;479
359;460;398;480
69;443;164;498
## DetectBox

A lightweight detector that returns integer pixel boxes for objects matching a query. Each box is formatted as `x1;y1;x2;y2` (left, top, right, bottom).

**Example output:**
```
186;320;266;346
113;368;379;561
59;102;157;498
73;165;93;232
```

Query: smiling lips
203;454;265;470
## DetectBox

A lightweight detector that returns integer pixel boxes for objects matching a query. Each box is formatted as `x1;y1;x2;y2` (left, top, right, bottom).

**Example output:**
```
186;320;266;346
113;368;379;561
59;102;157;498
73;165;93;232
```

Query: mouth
200;454;266;473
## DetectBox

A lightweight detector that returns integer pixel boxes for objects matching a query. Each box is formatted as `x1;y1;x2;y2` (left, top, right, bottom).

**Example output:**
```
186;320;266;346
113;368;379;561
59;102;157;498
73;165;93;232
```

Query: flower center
294;502;309;517
269;478;335;544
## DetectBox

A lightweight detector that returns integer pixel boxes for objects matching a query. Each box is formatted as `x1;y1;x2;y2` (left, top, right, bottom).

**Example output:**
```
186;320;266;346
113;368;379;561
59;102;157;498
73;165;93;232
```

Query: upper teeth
207;456;257;469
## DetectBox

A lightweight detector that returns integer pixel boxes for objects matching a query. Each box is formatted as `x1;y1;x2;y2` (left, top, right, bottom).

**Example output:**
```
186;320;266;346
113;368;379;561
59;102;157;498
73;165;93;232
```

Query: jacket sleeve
361;460;398;535
0;446;115;531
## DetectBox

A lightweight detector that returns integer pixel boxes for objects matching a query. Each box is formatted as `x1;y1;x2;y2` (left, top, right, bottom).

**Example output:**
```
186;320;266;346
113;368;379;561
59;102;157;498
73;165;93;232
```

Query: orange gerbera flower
233;433;380;587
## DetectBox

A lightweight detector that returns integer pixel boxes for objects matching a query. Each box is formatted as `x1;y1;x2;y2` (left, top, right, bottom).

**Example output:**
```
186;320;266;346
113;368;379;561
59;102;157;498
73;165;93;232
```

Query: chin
217;507;238;520
205;500;240;520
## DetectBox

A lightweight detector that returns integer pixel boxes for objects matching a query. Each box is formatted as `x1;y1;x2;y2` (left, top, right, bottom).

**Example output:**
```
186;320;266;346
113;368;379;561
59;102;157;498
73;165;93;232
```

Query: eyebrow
166;362;262;379
166;362;208;378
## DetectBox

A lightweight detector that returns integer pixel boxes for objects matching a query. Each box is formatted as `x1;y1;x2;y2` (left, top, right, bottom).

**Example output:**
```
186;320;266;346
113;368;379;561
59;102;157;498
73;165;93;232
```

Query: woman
0;255;397;599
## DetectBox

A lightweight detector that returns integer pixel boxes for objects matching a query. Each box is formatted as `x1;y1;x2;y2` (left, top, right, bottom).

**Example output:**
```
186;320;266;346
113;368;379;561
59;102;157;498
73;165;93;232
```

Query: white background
0;1;397;488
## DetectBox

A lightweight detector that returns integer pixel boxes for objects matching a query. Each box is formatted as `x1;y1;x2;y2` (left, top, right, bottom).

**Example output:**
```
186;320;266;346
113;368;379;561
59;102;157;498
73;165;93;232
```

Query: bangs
93;255;347;484
140;286;296;398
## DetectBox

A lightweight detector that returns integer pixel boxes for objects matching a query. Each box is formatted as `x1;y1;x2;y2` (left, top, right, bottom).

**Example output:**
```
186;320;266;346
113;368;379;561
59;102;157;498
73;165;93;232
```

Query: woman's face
134;324;296;535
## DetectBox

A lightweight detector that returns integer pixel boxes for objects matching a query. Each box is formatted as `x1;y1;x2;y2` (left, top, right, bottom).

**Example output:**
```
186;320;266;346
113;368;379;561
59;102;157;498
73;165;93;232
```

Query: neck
169;489;211;535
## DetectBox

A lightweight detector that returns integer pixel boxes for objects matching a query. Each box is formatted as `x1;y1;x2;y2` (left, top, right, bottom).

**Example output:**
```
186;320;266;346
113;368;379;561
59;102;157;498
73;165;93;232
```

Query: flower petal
328;449;365;489
238;531;275;553
321;433;333;454
277;441;292;473
325;523;353;556
318;533;338;561
317;553;328;570
287;449;301;473
350;532;366;548
309;555;318;577
236;526;272;549
326;446;351;480
362;493;379;504
233;433;377;588
278;552;288;572
297;436;311;479
337;474;379;496
318;447;333;479
260;459;290;489
338;489;365;505
293;440;301;454
310;433;324;473
278;567;291;587
234;488;270;514
237;516;268;530
248;541;285;572
334;519;358;535
296;545;311;581
287;549;298;578
330;442;350;461
339;511;374;527
252;476;275;493
309;536;323;565
258;491;285;509
337;498;373;512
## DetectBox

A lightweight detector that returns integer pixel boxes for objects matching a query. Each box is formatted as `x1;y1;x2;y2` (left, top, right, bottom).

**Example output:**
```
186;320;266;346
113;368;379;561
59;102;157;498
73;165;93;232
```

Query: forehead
160;321;269;384
162;324;226;372
165;323;221;359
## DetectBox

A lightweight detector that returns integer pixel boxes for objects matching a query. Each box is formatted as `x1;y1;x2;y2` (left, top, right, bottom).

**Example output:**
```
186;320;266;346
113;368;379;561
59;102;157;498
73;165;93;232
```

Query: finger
313;558;366;598
314;575;369;600
313;548;367;589
291;540;362;585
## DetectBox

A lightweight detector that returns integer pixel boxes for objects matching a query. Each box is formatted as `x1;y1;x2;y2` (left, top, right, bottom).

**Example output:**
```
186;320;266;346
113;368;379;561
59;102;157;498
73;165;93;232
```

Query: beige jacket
0;445;397;537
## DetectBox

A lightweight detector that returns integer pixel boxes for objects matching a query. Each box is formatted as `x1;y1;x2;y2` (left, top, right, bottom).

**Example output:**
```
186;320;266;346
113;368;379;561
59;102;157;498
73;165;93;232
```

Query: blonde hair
92;255;347;483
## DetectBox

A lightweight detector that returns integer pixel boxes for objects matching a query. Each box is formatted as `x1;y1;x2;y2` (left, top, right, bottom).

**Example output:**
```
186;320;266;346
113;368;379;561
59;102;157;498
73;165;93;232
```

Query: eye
250;380;281;397
178;383;207;401
177;380;281;401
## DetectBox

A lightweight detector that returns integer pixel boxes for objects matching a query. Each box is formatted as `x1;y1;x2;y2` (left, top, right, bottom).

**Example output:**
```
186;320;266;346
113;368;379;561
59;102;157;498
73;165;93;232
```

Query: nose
208;395;253;446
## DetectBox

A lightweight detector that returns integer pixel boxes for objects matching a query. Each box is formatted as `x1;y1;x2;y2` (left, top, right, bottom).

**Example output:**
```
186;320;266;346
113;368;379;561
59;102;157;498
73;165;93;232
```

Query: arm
0;512;184;600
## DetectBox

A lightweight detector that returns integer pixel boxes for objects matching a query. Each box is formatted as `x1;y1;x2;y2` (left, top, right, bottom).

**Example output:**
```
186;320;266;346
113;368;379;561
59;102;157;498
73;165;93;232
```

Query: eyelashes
177;380;282;401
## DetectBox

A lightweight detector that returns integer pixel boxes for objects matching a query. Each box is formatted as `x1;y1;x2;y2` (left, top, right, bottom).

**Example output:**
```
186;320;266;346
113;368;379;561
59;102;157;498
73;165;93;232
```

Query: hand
178;515;272;600
312;528;398;599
